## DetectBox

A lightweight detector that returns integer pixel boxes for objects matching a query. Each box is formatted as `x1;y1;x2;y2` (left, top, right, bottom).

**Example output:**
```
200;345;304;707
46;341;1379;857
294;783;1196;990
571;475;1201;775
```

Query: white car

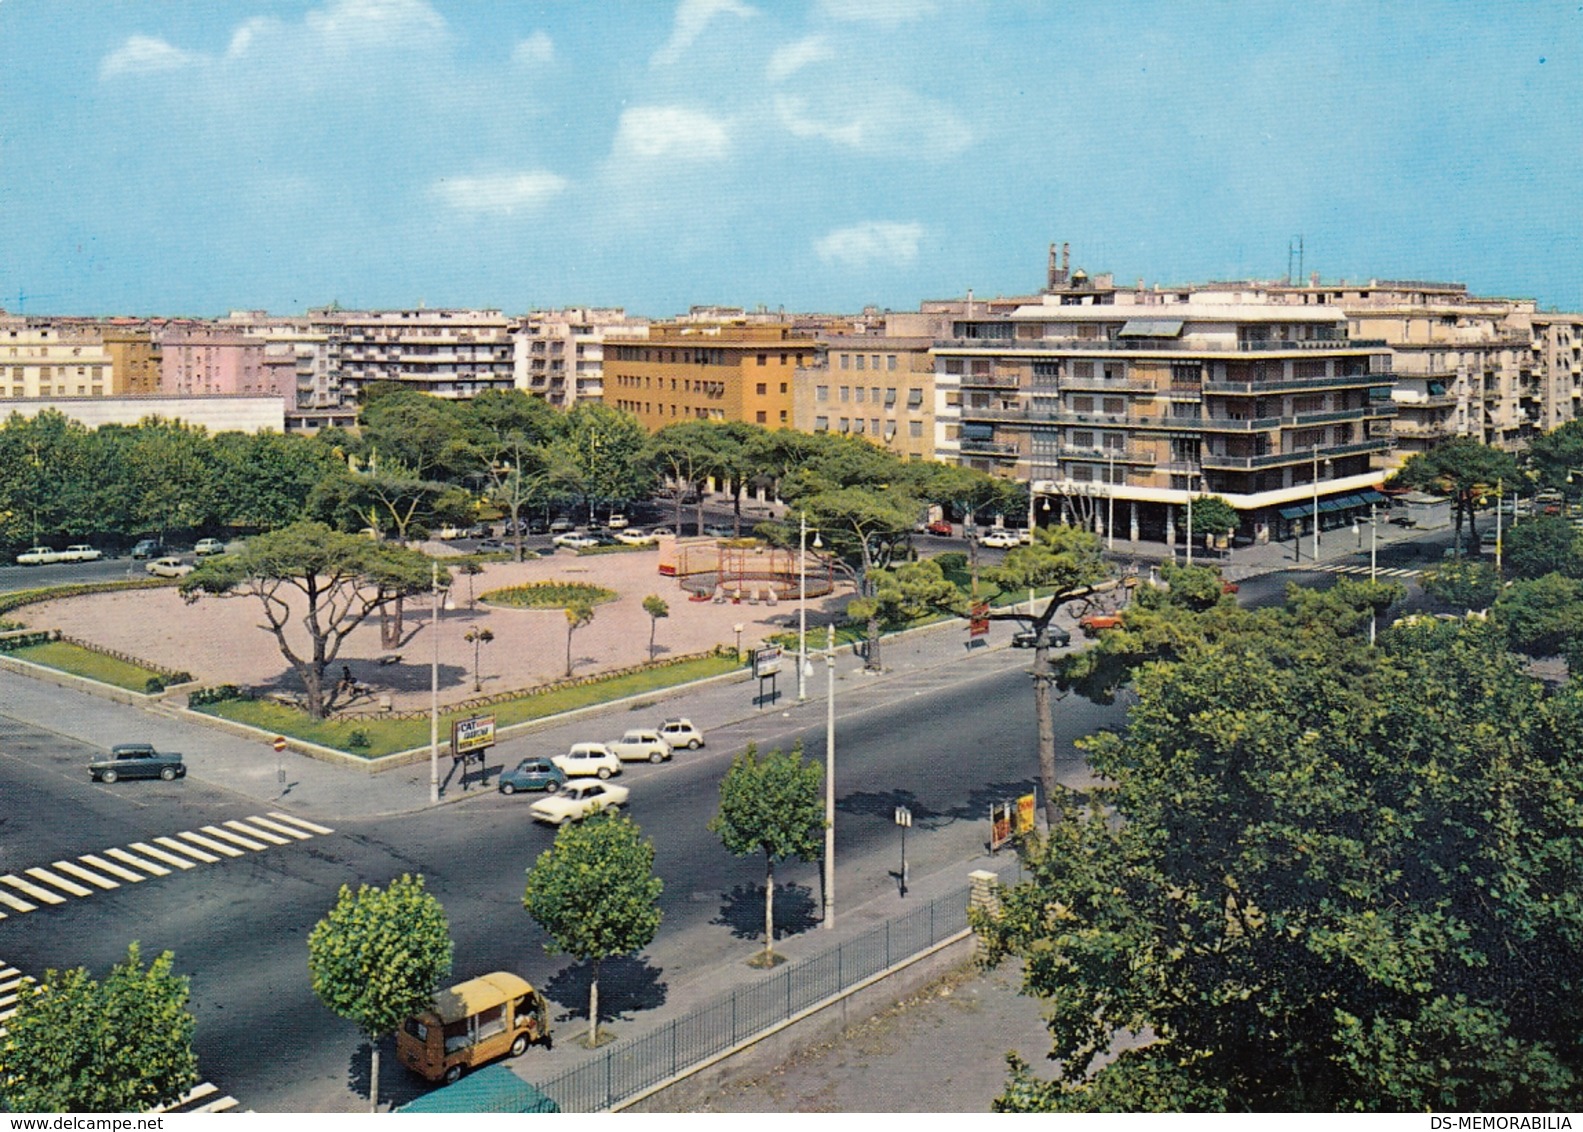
658;718;706;750
145;556;195;578
16;546;61;565
194;538;226;556
606;514;629;530
615;529;656;546
528;779;629;826
552;742;622;779
60;545;103;562
607;729;671;764
553;532;600;550
979;529;1021;549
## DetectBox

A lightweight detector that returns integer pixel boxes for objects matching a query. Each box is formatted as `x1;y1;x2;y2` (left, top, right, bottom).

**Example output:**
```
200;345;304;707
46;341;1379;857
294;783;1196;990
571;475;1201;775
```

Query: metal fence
536;858;1021;1113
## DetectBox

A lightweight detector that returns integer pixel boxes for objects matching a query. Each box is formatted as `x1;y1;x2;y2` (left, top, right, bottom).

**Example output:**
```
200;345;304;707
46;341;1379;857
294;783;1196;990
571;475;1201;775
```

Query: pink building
158;324;293;409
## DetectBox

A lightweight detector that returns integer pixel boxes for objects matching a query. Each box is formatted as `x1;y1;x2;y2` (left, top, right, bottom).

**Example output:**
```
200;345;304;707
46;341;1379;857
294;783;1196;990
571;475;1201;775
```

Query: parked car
88;743;185;784
194;537;226;556
548;517;576;534
528;779;629;826
615;529;656;546
553;532;600;550
146;556;195;578
1078;612;1125;636
702;523;735;538
497;758;566;796
1220;578;1240;595
607;729;671;764
130;538;165;559
59;544;103;562
658;718;705;750
16;546;62;565
436;525;466;540
606;514;629;530
552;742;622;779
465;523;492;539
1012;626;1072;649
477;537;506;552
924;520;954;537
526;517;550;535
979;529;1020;549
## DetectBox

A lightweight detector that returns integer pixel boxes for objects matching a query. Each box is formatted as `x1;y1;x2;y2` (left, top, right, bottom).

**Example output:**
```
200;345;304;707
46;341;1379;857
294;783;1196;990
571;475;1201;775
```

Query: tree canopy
1389;438;1522;544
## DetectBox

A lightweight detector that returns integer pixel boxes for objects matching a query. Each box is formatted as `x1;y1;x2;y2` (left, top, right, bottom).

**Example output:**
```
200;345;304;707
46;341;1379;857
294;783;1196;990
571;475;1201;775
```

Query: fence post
672;1017;678;1077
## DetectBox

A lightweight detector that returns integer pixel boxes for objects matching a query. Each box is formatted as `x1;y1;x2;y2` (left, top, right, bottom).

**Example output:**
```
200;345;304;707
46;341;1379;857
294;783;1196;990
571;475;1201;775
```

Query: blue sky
3;1;1580;318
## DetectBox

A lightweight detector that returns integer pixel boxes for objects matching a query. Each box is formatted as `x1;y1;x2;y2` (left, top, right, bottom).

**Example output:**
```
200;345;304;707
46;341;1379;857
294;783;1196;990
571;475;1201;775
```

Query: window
907;389;923;408
757;354;768;366
871;417;880;433
855;355;866;371
854;387;865;403
884;389;897;407
815;415;829;431
756;410;767;423
816;385;829;402
780;410;788;422
1102;397;1125;416
841;355;850;369
872;356;881;370
839;417;850;432
756;382;767;395
909;420;923;438
887;355;897;371
839;386;850;402
853;419;866;434
780;382;787;393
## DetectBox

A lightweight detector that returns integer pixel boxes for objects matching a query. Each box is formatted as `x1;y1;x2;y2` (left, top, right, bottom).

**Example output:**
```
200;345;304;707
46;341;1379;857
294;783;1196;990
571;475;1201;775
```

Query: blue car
498;758;566;796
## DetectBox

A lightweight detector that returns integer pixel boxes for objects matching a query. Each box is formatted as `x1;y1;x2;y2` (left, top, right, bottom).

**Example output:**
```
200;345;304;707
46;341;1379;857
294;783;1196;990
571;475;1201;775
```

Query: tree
641;594;669;661
0;942;199;1113
1503;514;1582;580
646;421;719;535
210;430;341;533
850;558;967;630
1390;439;1522;549
1523;419;1583;505
981;612;1583;1111
1494;572;1583;662
308;874;453;1112
1187;494;1238;543
709;742;826;965
522;812;664;1047
796;486;919;671
916;463;1022;593
564;599;595;677
179;520;440;717
556;403;652;523
1421;558;1502;611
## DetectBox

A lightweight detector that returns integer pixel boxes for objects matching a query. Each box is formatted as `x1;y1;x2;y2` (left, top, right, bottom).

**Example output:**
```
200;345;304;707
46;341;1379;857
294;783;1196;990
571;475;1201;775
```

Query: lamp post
733;623;744;663
1185;488;1193;567
823;622;836;930
798;514;821;702
1369;503;1378;646
429;561;441;806
1310;447;1331;563
1106;450;1116;551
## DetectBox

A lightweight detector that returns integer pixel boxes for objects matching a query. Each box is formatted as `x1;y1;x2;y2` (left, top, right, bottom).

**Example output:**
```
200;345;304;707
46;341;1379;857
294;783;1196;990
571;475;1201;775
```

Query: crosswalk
1307;563;1423;579
0;812;334;921
0;961;242;1112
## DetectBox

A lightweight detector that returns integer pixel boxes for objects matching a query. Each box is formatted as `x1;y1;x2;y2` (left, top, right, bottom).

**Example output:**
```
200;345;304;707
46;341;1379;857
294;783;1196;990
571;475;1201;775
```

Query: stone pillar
968;869;1003;958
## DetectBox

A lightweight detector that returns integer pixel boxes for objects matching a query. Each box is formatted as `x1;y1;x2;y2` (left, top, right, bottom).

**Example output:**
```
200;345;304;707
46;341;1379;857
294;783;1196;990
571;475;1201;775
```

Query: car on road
1479;528;1501;547
552;532;600;550
528;779;629;826
436;525;466;540
16;546;62;565
477;537;507;552
607;729;671;764
89;743;186;784
615;529;656;546
923;520;954;537
497;758;566;796
548;517;576;534
194;537;227;556
1078;612;1124;636
552;742;622;779
59;544;103;562
1011;626;1072;649
703;523;736;538
606;513;629;529
130;538;165;559
146;556;195;578
1220;578;1240;595
979;529;1021;549
658;718;705;749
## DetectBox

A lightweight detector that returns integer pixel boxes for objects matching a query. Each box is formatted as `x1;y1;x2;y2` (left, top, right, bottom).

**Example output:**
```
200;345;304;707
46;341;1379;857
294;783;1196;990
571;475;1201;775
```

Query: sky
2;0;1581;319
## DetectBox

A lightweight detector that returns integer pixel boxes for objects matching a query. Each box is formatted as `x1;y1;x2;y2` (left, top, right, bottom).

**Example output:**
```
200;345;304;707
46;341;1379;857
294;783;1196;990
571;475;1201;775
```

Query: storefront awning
1278;505;1309;520
1358;489;1387;504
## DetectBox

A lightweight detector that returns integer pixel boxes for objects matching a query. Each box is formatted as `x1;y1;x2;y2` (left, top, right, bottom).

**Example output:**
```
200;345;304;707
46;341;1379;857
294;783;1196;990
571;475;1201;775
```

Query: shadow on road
541;953;669;1028
712;881;819;941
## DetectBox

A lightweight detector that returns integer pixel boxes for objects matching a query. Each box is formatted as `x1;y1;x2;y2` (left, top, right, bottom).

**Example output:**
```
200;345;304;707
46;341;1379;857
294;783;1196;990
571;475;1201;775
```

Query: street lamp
1185;488;1194;567
1106;450;1117;551
733;622;744;662
1311;447;1332;563
429;561;442;805
823;622;836;930
798;514;822;702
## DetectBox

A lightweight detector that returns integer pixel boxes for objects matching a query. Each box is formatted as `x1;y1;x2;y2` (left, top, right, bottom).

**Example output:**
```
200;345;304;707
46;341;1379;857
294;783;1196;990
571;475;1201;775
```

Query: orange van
395;971;551;1084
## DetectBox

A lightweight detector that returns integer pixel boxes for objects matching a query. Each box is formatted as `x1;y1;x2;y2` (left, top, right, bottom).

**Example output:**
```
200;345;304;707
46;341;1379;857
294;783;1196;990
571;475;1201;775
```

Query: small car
1220;578;1240;595
194;538;226;556
498;758;566;796
1078;612;1124;636
1479;528;1500;547
606;514;629;530
979;529;1021;549
130;538;165;559
16;546;61;565
925;520;954;537
1012;626;1072;649
607;729;671;764
528;780;629;826
89;743;186;784
703;523;736;538
436;525;466;540
146;556;195;578
552;742;622;779
553;532;600;550
658;718;706;750
477;537;506;552
615;529;656;546
60;544;104;562
548;518;576;534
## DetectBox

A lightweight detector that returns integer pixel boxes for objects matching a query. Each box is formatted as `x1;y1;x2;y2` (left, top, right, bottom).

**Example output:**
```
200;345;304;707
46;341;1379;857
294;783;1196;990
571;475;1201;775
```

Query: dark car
1011;626;1072;649
477;537;506;552
89;743;186;784
130;539;165;559
498;758;566;796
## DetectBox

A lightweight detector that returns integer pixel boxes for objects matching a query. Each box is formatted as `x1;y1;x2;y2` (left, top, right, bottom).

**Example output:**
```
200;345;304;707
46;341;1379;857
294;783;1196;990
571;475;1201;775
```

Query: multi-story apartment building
158;325;292;407
516;308;648;408
99;324;161;395
311;308;516;401
603;322;817;431
934;274;1395;547
0;321;116;399
792;334;937;461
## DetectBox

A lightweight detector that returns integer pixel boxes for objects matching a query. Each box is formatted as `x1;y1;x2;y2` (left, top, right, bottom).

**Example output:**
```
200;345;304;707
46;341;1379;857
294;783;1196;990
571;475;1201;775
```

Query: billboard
990;801;1014;851
969;601;990;639
752;645;783;679
1016;792;1037;835
450;714;497;761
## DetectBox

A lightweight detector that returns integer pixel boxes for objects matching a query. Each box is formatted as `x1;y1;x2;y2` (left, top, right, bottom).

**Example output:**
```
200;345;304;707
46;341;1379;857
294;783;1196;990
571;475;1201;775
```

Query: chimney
966;288;975;317
1310;271;1320;288
1062;243;1070;274
1048;244;1058;290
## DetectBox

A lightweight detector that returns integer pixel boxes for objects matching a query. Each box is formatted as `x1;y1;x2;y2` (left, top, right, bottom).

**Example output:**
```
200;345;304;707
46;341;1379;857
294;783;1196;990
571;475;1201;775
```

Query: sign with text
450;714;496;761
752;645;783;679
969;601;990;639
990;801;1014;851
1016;792;1037;835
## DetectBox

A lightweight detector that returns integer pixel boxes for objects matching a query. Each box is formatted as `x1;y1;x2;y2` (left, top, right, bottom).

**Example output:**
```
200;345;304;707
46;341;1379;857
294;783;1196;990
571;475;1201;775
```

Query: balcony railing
936;337;1388;354
1200;438;1393;470
959;439;1021;457
1059;378;1160;394
956;372;1021;388
1204;374;1391;394
1057;446;1157;465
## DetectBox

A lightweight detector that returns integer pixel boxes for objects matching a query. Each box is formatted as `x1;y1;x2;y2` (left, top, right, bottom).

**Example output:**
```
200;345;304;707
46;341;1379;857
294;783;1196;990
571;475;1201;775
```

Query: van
396;971;551;1085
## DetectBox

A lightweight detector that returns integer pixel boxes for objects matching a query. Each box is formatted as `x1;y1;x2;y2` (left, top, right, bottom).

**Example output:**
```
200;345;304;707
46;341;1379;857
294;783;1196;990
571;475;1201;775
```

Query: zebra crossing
0;812;334;920
1309;563;1423;579
0;962;242;1112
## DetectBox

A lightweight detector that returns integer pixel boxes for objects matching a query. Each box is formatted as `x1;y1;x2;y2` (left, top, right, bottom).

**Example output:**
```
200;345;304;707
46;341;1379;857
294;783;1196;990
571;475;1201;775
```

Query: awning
1117;319;1184;338
1278;505;1309;520
1358;489;1387;504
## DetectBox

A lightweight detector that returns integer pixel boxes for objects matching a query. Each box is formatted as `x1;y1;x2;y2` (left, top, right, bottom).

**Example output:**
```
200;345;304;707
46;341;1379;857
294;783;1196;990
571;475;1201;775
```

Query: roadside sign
969;601;989;639
894;806;912;828
990;801;1014;851
272;735;287;753
1015;792;1037;835
450;714;496;761
752;646;783;679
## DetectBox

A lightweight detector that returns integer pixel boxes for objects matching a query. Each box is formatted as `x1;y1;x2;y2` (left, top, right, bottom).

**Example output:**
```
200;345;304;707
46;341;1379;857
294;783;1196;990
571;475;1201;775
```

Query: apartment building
0;321;116;399
311;308;515;401
793;334;937;461
934;274;1395;546
158;325;293;409
603;322;817;431
516;307;648;408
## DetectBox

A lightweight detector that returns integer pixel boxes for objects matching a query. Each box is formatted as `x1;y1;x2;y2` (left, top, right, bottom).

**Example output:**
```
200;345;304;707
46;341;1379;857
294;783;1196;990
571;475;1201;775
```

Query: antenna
1287;237;1304;286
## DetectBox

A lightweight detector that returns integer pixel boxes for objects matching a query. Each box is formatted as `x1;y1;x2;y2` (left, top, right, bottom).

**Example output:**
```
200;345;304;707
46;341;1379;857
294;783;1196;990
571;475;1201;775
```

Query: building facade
312;308;516;401
516;307;648;408
792;334;937;461
1;322;115;399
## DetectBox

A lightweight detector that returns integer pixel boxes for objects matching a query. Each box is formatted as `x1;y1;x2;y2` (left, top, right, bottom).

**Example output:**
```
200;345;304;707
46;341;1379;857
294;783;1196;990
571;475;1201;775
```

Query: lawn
10;640;174;694
194;652;742;758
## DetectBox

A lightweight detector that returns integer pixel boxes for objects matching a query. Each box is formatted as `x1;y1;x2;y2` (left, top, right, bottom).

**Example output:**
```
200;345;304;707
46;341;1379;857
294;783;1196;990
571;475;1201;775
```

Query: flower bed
480;581;618;609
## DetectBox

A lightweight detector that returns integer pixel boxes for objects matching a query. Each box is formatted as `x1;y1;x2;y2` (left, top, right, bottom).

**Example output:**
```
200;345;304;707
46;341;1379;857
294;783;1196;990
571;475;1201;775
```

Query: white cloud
775;88;970;158
304;0;449;50
99;35;202;80
815;222;925;269
776;94;864;147
612;106;731;162
652;0;756;66
430;172;569;216
817;0;937;27
767;35;832;83
512;31;555;67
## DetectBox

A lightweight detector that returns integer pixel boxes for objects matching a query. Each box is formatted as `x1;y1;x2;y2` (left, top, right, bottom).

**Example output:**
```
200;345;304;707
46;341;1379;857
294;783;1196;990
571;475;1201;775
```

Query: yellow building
793;335;936;460
0;322;114;398
603;322;816;431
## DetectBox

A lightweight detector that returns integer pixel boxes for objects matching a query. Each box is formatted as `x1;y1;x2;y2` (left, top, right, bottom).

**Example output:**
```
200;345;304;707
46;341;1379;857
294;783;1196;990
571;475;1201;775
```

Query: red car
1220;579;1240;595
1078;612;1124;636
925;520;954;537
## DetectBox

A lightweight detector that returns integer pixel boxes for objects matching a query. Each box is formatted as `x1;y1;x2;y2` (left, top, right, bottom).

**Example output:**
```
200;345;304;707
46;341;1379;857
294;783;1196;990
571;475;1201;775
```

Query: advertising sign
990;801;1014;851
752;645;783;679
1015;792;1037;835
450;714;496;761
969;601;990;639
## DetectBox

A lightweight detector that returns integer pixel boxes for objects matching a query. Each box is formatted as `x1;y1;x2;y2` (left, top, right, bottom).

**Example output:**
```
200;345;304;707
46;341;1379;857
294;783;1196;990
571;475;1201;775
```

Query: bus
395;971;552;1084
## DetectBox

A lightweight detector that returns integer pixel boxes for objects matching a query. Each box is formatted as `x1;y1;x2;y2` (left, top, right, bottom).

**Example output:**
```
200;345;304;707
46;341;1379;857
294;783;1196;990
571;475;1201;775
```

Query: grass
10;640;170;693
481;581;618;609
194;652;742;758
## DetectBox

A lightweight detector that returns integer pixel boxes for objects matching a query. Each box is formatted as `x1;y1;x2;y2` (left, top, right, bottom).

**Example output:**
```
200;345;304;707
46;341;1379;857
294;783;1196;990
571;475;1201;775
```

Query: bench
377;654;402;666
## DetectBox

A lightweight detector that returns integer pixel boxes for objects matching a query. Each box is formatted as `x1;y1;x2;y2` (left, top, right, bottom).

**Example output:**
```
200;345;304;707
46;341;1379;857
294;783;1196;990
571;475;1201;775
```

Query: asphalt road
0;637;1115;1111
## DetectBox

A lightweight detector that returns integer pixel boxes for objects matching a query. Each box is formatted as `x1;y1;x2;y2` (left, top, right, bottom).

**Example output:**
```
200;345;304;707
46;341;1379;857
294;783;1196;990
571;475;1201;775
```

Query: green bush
346;729;372;750
188;684;247;707
0;630;55;653
144;676;168;694
934;551;968;572
482;581;618;609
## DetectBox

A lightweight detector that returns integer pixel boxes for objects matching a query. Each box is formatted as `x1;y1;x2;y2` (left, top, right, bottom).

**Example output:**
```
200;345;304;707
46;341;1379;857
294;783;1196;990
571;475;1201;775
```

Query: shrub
934;551;968;573
144;676;167;694
346;729;372;750
188;684;247;707
482;582;618;609
0;630;55;653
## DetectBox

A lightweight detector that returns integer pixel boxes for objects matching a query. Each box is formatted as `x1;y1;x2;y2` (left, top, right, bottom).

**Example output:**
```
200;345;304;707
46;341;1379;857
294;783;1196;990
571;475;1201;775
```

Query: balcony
1200;438;1393;470
935;336;1388;354
959;438;1021;458
1059;377;1159;394
1057;446;1157;466
957;372;1021;389
1204;373;1391;395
